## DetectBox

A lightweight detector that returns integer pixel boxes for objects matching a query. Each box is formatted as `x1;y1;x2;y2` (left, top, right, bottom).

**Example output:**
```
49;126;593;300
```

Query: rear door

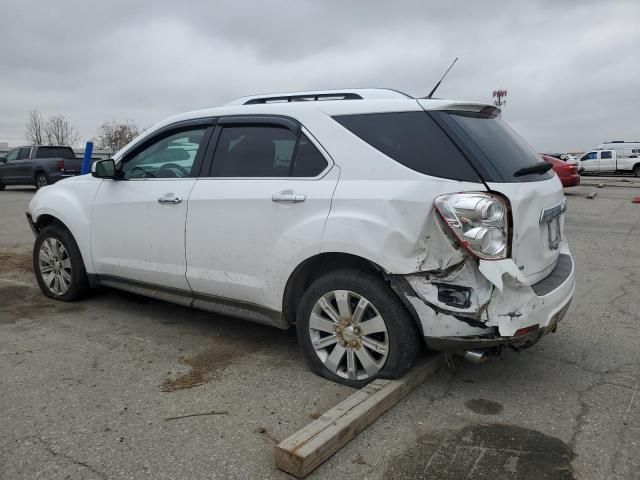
426;104;566;284
599;150;615;171
13;147;33;182
185;116;337;312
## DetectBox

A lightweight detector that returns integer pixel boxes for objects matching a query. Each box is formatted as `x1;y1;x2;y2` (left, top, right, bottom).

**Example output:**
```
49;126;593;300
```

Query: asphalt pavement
1;180;638;479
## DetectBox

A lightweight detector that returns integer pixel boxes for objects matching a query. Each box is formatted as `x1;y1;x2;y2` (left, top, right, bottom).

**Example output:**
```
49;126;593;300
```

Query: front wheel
296;269;421;387
35;172;49;189
33;225;89;301
633;165;640;178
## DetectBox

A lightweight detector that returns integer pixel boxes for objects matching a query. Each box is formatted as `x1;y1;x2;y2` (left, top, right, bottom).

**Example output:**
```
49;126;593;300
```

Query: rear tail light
434;192;509;260
56;160;65;171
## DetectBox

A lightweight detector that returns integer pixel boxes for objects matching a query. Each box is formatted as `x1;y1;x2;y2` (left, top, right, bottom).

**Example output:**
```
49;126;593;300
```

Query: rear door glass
433;111;553;182
292;134;328;177
35;147;76;159
333;112;481;182
212;126;297;177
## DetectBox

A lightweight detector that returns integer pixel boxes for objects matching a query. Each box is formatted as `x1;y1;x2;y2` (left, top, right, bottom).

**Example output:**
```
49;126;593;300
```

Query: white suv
27;89;575;387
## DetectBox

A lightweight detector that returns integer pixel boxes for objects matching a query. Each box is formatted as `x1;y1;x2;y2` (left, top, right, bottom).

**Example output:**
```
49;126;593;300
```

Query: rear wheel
33;225;89;301
296;269;420;387
35;172;49;189
633;164;640;178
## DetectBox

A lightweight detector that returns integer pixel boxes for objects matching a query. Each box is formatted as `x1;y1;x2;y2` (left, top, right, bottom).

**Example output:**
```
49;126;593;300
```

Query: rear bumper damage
391;241;575;353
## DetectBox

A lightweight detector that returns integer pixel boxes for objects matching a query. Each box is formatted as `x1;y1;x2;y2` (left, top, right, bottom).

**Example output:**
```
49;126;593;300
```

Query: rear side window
212;127;328;177
601;151;612;159
17;147;31;159
36;147;75;159
434;111;553;182
333;112;480;182
292;134;328;177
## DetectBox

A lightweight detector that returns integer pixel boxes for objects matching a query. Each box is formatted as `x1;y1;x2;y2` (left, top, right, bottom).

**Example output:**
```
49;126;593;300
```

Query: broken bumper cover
394;243;575;352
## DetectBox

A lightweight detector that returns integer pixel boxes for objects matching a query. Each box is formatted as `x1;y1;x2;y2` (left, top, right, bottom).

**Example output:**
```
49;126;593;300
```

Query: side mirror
91;159;117;179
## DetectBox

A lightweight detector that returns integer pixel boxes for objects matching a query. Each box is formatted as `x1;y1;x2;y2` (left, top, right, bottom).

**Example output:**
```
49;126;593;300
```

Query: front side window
211;126;327;178
121;128;206;179
581;152;597;161
601;151;612;159
5;148;20;161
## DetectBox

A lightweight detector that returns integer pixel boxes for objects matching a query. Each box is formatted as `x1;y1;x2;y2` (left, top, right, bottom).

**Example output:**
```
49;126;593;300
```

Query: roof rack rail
244;92;362;105
226;88;412;106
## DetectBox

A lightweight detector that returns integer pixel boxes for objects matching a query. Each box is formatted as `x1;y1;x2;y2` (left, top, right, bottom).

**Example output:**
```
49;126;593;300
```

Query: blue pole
81;141;94;175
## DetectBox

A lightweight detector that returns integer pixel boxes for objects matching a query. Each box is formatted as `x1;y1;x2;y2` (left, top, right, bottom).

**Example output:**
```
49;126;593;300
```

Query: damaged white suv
27;89;574;387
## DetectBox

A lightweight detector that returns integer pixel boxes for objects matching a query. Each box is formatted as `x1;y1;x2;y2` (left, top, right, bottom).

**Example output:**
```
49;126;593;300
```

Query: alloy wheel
38;238;72;295
36;174;48;188
308;290;389;380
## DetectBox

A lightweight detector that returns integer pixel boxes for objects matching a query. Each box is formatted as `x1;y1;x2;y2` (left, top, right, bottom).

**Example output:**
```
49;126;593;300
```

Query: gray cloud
1;0;638;151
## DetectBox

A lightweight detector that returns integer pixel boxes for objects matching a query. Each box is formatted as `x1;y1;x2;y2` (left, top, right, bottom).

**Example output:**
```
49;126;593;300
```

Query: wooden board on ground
275;353;446;478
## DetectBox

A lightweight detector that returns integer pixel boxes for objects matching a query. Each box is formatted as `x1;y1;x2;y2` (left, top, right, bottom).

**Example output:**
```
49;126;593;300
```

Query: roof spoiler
429;102;501;117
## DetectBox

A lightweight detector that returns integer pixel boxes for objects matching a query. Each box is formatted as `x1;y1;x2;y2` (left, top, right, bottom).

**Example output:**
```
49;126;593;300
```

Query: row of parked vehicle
546;141;640;178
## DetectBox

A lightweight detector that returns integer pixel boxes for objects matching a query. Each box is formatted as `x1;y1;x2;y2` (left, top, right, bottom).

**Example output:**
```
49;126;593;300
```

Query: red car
542;155;580;187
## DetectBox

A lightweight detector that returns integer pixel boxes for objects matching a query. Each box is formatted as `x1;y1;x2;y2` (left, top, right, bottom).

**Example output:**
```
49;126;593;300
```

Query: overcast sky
1;0;638;152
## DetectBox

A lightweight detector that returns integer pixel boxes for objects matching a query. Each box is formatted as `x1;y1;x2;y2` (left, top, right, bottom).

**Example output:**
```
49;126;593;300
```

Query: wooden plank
275;353;446;478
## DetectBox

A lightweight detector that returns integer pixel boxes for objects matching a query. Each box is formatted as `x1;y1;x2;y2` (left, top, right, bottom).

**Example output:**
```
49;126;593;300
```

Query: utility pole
492;89;507;108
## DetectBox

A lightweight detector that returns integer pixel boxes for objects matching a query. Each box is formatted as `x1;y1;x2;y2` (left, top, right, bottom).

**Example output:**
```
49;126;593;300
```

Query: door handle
157;196;183;204
272;191;306;203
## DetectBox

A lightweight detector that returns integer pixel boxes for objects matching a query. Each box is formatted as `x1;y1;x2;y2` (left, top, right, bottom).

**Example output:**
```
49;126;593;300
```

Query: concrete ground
1;179;639;480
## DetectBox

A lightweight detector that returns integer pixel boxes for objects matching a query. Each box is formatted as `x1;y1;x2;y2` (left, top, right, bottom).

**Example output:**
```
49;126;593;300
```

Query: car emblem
540;202;566;250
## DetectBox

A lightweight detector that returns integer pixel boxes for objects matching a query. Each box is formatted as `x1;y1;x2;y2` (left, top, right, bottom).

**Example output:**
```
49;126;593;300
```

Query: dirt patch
0;251;33;274
0;285;85;324
384;424;575;479
160;338;261;392
465;398;504;415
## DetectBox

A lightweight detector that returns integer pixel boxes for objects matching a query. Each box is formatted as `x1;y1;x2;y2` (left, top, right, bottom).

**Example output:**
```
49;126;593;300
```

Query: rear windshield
333;112;481;182
36;147;76;159
433;111;553;182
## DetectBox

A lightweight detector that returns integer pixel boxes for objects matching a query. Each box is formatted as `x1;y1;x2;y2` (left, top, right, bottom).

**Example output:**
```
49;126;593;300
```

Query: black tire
35;172;49;189
296;269;421;388
633;164;640;178
33;225;89;301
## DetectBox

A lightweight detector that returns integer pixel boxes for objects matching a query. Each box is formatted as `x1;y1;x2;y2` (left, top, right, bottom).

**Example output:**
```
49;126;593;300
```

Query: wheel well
282;252;386;326
34;214;70;234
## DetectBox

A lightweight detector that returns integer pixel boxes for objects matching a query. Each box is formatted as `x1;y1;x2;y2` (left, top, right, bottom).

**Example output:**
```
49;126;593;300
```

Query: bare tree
25;109;46;145
94;120;140;153
44;115;80;146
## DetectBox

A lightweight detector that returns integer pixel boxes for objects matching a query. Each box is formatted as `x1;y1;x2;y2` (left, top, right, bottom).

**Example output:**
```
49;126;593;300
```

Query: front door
579;151;598;172
186;117;338;312
0;147;30;183
91;122;213;292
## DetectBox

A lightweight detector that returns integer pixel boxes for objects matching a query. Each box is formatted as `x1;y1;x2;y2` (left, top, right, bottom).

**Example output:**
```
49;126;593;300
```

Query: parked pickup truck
0;146;82;190
578;149;640;177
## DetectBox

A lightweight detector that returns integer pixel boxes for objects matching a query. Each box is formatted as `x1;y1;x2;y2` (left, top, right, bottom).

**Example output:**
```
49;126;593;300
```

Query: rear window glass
36;147;76;159
437;112;553;182
333;112;480;182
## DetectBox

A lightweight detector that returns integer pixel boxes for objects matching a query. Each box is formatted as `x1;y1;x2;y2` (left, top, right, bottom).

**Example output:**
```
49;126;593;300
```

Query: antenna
424;57;459;99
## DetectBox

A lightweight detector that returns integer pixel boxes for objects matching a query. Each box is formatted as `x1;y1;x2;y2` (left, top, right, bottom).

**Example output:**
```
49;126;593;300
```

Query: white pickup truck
578;149;640;176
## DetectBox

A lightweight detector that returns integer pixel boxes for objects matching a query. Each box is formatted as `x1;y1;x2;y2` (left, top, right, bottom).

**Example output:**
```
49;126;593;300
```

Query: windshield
433;111;553;182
